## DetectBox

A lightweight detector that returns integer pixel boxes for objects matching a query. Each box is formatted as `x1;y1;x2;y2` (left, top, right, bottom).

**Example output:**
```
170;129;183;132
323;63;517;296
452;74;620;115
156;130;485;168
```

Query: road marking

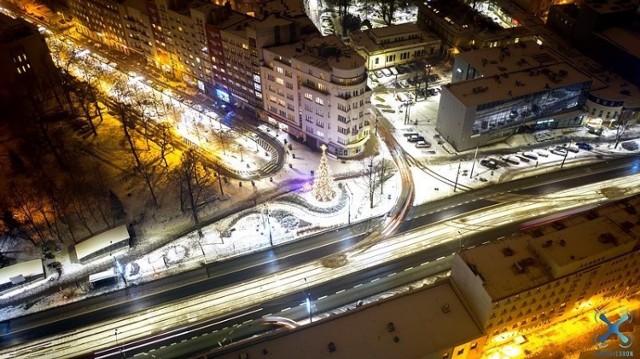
437;256;445;260
404;267;413;271
318;295;328;300
353;284;362;288
420;261;429;266
371;278;380;282
281;307;291;312
388;272;396;277
336;289;345;294
483;241;490;244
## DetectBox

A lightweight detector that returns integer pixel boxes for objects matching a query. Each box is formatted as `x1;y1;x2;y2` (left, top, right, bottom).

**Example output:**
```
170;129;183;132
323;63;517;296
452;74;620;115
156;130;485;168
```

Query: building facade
452;196;640;347
349;23;441;70
416;0;534;56
0;12;66;118
438;52;591;151
261;36;373;157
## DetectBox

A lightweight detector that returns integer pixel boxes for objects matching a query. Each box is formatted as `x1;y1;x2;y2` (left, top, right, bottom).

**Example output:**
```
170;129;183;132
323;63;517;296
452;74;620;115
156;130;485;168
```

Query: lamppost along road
2;156;639;358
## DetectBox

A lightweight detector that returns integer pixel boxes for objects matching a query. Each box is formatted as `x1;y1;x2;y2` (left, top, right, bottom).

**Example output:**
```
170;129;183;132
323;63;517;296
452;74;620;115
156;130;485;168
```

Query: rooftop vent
502;247;515;256
542;240;553;248
598;233;618;246
559;239;566;247
441;304;451;313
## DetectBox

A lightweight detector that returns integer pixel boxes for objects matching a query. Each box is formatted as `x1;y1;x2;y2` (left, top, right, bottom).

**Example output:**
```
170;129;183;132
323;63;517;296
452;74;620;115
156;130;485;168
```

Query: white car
381;68;392;77
535;149;550;157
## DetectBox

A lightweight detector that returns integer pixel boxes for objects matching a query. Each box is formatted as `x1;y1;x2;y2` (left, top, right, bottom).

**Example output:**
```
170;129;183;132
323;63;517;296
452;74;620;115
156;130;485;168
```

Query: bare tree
214;129;236;155
614;111;633;149
374;0;409;26
361;155;385;209
176;150;216;238
156;122;175;169
111;80;159;207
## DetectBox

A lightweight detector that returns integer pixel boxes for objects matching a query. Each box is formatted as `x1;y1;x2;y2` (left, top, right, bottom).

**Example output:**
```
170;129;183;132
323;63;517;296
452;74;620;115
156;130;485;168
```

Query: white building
261;35;373;157
349;23;441;70
437;62;591;151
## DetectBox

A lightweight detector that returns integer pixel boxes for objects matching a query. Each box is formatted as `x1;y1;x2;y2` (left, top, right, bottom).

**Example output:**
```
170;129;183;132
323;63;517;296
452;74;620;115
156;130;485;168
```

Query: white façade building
261;35;373;157
437;62;592;151
349;23;441;71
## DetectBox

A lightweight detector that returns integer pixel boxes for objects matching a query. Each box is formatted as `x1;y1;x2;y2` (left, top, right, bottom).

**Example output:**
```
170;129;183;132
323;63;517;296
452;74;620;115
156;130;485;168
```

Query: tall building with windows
452;197;640;347
69;0;131;53
0;13;66;118
261;35;373;157
220;13;303;112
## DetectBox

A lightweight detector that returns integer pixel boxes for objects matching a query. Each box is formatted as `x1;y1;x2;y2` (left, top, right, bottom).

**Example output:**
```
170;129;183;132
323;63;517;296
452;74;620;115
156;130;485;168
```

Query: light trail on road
2;175;639;358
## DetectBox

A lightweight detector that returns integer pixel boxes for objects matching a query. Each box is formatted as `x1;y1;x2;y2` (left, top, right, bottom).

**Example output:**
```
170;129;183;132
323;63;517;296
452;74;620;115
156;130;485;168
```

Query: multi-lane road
2;155;639;358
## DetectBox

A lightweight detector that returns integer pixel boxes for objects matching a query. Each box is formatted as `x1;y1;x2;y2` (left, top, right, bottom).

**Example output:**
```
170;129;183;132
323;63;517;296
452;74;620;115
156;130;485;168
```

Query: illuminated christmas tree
314;144;336;201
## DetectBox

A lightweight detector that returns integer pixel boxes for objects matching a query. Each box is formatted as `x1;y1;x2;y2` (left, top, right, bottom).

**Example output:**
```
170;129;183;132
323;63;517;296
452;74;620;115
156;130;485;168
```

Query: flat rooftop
350;25;439;54
460;196;640;300
215;280;483;359
456;41;561;77
460;235;552;301
530;216;637;271
267;35;364;72
446;62;592;107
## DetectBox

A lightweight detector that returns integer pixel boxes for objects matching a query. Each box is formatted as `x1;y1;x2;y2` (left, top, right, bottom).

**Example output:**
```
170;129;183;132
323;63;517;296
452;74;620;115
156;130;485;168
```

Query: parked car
522;151;538;160
403;132;419;137
550;148;567;156
389;67;398;75
559;144;579;153
415;140;432;148
501;155;520;165
407;135;426;143
576;142;593;151
535;149;550;157
381;68;392;77
374;70;384;78
480;159;499;169
398;79;409;88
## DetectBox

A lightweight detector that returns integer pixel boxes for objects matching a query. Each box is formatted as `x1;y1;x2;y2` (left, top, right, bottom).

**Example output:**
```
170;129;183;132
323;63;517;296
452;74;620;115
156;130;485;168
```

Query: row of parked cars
480;143;594;169
403;133;432;148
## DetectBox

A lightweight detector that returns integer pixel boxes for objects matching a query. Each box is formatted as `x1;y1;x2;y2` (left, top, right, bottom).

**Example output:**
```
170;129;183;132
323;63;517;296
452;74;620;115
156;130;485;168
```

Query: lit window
304;93;313;101
315;97;324;105
276;78;284;85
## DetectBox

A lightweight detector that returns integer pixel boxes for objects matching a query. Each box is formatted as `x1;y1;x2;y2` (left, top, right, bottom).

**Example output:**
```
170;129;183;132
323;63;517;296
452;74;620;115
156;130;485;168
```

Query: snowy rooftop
215;280;483;359
529;217;637;277
349;24;439;54
445;63;592;107
267;36;364;72
588;70;640;109
459;235;552;301
460;197;640;300
455;41;560;77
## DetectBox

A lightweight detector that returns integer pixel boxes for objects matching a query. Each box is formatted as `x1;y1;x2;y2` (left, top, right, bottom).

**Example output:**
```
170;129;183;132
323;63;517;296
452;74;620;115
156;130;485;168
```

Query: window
304;93;313;101
470;343;477;350
276;77;284;85
374;57;379;65
457;348;464;355
315;97;324;105
276;66;284;74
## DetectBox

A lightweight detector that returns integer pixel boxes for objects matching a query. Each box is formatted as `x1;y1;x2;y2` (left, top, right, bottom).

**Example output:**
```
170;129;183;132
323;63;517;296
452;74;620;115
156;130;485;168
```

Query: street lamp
425;65;432;98
264;204;273;246
345;183;353;225
238;144;243;162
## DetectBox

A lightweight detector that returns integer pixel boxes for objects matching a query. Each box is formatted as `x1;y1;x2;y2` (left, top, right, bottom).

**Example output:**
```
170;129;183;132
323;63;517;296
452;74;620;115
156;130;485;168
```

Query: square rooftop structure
452;41;561;82
214;280;484;359
445;62;592;107
529;216;637;278
459;235;552;301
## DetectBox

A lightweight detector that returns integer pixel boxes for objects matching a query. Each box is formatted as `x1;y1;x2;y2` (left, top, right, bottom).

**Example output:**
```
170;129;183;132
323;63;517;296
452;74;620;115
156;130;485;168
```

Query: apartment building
452;197;640;345
0;13;66;117
69;0;130;53
349;23;441;71
416;0;535;56
221;13;303;112
261;35;373;157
